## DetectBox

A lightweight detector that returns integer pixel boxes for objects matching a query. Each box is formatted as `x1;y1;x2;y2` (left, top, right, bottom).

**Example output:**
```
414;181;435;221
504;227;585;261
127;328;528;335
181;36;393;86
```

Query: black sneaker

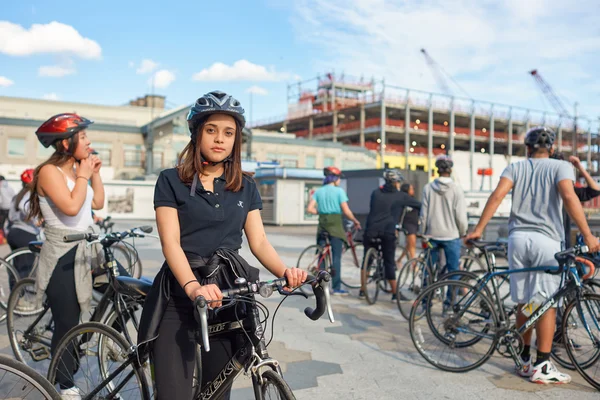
358;290;365;299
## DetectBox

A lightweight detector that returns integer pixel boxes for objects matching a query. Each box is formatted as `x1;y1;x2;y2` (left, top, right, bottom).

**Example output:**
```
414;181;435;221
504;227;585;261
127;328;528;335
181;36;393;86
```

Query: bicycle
395;235;484;319
46;271;335;399
296;221;363;294
0;353;60;399
409;242;600;390
6;225;156;377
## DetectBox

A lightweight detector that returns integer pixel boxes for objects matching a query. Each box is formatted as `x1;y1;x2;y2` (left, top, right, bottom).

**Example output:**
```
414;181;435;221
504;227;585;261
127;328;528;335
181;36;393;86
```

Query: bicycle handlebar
63;225;154;245
549;245;590;275
194;270;334;352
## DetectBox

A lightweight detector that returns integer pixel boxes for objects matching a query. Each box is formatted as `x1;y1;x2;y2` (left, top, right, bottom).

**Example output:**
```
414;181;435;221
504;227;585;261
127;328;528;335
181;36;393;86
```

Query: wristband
183;279;200;291
76;176;88;182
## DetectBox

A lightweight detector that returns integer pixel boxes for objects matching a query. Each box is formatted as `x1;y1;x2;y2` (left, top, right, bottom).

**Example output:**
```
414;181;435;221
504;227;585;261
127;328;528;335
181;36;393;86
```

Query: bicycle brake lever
276;286;309;299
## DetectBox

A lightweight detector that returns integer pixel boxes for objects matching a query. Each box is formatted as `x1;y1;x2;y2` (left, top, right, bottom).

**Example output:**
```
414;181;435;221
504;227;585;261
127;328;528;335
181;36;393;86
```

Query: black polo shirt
154;168;262;257
365;185;421;235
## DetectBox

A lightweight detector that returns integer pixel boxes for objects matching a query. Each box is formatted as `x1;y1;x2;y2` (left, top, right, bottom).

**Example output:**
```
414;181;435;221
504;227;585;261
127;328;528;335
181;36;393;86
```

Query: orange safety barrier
477;168;493;176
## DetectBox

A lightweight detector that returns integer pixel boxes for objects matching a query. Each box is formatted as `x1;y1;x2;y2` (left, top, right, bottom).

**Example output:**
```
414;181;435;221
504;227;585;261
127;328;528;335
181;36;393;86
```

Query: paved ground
0;222;598;399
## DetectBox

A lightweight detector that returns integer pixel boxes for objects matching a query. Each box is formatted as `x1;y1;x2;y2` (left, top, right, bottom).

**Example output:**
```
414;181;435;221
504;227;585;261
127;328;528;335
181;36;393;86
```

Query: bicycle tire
296;244;328;296
47;321;151;399
396;258;431;320
7;278;53;366
562;292;600;389
409;280;499;373
361;248;380;305
0;256;22;310
0;354;60;399
258;369;296;400
458;255;485;272
112;242;143;279
340;243;363;289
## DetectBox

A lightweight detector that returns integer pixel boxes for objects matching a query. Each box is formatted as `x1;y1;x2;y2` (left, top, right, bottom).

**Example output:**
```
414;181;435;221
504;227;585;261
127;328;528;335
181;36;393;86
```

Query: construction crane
420;48;471;98
528;69;578;156
529;69;571;118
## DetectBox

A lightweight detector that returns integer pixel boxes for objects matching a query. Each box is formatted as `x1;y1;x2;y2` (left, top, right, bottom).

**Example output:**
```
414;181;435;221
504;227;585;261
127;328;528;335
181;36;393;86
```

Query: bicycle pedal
30;345;51;361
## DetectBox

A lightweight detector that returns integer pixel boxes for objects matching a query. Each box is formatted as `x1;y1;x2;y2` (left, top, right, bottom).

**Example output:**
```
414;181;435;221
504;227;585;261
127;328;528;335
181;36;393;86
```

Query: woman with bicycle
6;169;40;284
306;166;362;295
138;91;307;400
28;113;104;399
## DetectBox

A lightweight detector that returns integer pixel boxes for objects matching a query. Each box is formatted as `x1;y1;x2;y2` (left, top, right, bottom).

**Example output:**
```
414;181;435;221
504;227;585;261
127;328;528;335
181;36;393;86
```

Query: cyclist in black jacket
361;169;421;300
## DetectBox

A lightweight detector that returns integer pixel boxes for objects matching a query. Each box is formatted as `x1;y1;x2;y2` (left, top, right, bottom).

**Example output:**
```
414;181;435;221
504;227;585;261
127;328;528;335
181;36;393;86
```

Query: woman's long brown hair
27;135;80;222
177;116;249;192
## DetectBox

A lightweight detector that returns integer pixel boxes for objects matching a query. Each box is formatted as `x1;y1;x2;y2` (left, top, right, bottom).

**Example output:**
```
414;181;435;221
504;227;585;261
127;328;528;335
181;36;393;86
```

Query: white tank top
39;166;94;232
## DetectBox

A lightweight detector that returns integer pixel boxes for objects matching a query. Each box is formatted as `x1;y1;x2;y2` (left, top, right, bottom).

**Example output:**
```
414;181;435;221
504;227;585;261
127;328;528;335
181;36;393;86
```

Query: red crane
529;69;571;118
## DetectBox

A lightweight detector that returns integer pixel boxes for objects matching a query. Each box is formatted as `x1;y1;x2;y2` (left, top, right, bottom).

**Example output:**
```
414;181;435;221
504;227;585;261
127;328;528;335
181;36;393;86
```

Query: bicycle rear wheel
47;321;150;399
296;244;328;296
410;280;499;372
0;354;60;399
396;258;431;320
7;278;53;376
0;256;21;311
257;369;296;400
562;293;600;389
361;248;380;305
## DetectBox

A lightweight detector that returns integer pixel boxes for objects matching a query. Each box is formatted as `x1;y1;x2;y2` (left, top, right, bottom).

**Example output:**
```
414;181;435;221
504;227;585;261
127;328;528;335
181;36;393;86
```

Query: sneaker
530;360;571;384
391;294;397;302
516;357;533;378
333;289;349;296
60;386;82;400
358;290;365;299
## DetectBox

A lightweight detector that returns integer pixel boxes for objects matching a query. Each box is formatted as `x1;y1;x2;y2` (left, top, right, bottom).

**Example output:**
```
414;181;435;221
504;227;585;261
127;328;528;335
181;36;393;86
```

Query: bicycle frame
89;301;280;400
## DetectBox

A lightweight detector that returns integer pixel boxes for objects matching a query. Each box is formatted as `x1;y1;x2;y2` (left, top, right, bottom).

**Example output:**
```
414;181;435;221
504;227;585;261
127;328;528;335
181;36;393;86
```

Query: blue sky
1;0;599;127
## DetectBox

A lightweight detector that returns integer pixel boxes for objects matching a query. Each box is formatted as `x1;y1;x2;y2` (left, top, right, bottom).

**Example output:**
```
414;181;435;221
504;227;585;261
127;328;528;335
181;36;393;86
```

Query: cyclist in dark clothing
361;169;421;301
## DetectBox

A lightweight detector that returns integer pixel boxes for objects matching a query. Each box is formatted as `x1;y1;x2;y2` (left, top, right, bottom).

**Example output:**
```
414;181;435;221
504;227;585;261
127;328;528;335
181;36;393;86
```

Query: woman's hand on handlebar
284;268;308;291
189;283;223;308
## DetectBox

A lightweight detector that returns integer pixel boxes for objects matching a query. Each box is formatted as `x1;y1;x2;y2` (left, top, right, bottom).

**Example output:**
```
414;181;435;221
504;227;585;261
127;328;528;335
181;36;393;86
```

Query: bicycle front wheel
0;354;60;399
396;258;430;320
296;244;328;296
257;369;296;400
0;256;21;311
47;321;150;399
562;293;600;389
361;248;380;305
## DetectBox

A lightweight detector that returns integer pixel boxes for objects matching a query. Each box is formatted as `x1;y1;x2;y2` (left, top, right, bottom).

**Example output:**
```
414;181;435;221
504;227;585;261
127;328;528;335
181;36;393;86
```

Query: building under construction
251;72;599;192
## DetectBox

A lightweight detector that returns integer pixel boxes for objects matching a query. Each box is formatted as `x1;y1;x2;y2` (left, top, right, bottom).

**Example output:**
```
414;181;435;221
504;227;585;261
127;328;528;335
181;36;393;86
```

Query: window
37;143;55;158
153;146;164;170
93;142;112;166
8;138;26;157
324;156;335;167
305;155;316;169
123;144;143;168
266;153;298;168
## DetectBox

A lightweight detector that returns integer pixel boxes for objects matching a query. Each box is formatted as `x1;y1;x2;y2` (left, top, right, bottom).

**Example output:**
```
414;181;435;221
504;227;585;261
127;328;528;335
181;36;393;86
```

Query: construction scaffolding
252;72;600;190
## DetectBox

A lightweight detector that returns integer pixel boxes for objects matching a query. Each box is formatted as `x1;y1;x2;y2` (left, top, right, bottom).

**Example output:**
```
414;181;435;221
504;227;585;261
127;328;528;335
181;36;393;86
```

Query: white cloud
246;85;269;95
43;93;59;101
136;59;158;74
192;60;291;82
149;69;175;89
38;64;76;77
291;0;600;120
0;21;101;59
0;76;14;87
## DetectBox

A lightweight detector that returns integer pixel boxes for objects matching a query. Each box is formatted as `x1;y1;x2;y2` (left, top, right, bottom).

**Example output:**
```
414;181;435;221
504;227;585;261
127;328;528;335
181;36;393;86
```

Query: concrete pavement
0;223;597;399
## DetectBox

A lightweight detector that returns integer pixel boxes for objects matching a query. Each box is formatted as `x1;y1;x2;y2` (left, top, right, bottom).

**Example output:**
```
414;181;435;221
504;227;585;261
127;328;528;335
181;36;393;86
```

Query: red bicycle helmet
20;169;34;185
323;166;343;177
36;113;93;148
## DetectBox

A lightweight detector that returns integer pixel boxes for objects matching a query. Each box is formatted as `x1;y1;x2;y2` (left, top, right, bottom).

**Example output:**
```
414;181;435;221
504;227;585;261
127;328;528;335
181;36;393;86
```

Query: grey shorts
508;231;563;305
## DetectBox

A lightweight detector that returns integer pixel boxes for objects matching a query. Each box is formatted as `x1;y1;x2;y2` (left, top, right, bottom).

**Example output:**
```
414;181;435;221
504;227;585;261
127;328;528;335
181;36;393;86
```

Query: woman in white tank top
28;113;105;398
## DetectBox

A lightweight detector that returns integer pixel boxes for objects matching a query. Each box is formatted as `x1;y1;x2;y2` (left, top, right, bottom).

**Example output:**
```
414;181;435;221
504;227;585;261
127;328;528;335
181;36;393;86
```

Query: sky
1;0;599;127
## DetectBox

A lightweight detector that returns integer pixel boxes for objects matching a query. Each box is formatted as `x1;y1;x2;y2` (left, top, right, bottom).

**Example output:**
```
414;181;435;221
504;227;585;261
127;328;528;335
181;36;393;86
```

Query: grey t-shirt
501;158;574;242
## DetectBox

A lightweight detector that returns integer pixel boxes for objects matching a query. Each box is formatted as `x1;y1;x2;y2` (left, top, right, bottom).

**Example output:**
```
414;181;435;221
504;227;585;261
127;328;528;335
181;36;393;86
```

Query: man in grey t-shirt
465;126;600;385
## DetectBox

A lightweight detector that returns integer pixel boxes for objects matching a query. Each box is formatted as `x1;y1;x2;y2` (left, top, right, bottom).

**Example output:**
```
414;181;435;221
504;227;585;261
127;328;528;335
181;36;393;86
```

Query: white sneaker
516;357;533;378
530;360;571;384
59;386;82;400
